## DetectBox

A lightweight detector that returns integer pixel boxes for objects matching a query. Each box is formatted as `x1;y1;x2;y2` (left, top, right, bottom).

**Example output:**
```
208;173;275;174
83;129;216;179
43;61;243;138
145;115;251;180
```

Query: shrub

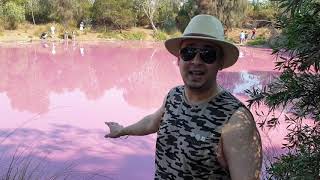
121;31;147;40
169;31;182;39
3;2;25;30
246;0;320;179
153;31;168;41
247;36;267;46
162;19;178;34
100;31;121;40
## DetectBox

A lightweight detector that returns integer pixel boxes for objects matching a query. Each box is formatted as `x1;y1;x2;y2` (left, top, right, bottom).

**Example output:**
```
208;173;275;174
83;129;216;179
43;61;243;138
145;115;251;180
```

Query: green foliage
98;31;120;39
246;0;320;179
98;31;146;40
168;31;182;39
155;0;179;33
196;0;248;29
153;30;167;41
246;1;279;21
162;18;177;34
2;1;25;30
24;0;53;24
176;0;198;32
267;122;320;179
49;0;75;27
247;36;267;46
92;0;136;31
121;31;146;40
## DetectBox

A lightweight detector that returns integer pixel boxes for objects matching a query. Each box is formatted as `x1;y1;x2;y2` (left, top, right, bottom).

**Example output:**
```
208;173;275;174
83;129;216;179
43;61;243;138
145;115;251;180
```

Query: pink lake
0;41;284;179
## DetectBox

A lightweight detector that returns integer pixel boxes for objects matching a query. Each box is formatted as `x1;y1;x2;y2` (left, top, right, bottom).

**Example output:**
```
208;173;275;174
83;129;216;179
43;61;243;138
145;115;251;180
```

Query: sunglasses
179;46;218;64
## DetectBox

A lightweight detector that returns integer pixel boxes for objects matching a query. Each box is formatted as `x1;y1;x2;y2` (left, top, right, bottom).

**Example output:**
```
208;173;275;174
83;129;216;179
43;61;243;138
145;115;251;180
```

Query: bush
153;31;168;41
3;2;25;30
246;0;320;179
247;36;267;46
121;31;147;40
0;19;4;34
168;31;182;39
99;31;121;40
162;19;178;34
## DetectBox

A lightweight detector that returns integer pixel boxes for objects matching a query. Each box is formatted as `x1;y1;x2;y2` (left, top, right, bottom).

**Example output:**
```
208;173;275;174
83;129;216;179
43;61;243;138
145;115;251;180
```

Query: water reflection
0;42;279;179
0;43;277;114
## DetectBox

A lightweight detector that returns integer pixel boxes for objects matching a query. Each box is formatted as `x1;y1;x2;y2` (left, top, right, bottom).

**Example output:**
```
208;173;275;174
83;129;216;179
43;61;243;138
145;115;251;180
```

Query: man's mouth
189;70;205;76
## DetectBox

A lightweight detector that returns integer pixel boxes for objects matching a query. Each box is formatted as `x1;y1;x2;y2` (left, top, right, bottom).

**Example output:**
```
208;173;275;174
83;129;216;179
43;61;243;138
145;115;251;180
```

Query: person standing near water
50;25;56;38
251;28;257;39
105;15;262;180
80;21;84;31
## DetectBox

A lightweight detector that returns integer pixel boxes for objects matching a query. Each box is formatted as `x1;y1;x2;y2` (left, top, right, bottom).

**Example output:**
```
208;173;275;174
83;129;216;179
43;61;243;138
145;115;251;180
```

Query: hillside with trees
0;0;278;44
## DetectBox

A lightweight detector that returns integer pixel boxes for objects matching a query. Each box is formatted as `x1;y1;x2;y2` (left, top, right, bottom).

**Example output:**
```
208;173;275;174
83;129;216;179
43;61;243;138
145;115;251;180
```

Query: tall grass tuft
153;31;167;41
0;147;112;180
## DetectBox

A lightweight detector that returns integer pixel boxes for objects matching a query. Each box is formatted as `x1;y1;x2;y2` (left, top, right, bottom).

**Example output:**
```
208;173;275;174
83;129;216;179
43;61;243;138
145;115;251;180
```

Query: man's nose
191;52;204;64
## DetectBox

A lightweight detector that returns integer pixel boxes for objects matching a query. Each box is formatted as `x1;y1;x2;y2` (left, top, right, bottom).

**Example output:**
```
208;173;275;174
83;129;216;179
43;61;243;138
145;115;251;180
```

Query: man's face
178;39;223;91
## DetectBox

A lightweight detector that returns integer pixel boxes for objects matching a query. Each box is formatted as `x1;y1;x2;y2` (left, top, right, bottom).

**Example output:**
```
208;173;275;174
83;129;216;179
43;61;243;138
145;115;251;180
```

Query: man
105;15;262;180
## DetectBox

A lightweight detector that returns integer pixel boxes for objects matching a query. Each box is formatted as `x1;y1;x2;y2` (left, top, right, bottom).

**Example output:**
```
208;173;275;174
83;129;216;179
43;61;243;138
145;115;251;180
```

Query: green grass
99;31;147;40
153;31;168;41
98;31;122;39
121;31;147;40
168;31;182;39
247;36;267;46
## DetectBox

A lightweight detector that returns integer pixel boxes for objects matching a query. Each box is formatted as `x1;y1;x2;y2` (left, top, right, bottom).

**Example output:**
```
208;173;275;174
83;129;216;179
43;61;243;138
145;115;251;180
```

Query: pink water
0;41;284;179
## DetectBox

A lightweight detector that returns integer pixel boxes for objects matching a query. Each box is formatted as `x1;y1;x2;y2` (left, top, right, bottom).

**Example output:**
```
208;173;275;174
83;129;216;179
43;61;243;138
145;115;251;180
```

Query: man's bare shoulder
221;107;262;180
224;106;256;132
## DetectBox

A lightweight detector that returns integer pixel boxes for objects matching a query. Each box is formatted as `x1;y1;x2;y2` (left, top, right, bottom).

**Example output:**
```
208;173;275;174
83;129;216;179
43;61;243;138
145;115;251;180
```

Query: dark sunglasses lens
180;47;196;61
200;49;217;64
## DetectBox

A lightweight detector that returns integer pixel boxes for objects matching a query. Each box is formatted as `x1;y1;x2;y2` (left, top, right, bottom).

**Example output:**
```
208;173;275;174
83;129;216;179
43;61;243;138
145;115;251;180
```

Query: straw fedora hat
165;14;239;69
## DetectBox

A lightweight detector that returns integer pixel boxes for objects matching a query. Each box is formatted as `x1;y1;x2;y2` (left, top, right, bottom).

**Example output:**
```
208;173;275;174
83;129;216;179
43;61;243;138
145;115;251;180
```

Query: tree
2;1;25;29
24;0;54;24
25;0;39;25
176;0;199;32
155;0;180;33
246;0;320;179
135;0;161;32
196;0;248;29
49;0;75;28
92;0;136;32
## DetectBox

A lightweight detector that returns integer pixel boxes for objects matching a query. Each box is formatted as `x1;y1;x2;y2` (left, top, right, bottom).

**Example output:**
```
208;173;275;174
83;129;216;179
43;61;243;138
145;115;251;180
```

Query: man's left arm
221;107;262;180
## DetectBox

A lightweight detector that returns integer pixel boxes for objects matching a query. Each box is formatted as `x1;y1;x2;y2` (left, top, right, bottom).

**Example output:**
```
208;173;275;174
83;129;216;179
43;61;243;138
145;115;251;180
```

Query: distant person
40;32;48;40
50;25;56;38
80;21;84;31
64;31;69;41
251;28;256;39
72;31;76;41
240;31;245;44
244;31;249;42
105;15;262;179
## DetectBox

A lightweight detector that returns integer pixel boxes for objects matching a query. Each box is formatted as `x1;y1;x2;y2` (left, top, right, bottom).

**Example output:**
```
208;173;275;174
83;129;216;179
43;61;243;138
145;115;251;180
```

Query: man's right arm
105;101;165;138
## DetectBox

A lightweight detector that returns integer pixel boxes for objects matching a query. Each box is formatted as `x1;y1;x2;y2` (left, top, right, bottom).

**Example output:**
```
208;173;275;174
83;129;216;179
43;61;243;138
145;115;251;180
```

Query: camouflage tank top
155;86;244;180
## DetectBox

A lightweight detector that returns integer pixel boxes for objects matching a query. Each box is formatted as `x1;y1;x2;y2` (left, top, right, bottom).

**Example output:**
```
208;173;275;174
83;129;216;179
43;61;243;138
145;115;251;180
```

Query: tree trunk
31;0;36;25
150;18;157;32
31;9;36;25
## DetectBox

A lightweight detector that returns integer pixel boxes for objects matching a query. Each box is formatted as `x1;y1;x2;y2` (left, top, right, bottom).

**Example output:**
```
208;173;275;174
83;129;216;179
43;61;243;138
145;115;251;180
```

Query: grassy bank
0;23;272;46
